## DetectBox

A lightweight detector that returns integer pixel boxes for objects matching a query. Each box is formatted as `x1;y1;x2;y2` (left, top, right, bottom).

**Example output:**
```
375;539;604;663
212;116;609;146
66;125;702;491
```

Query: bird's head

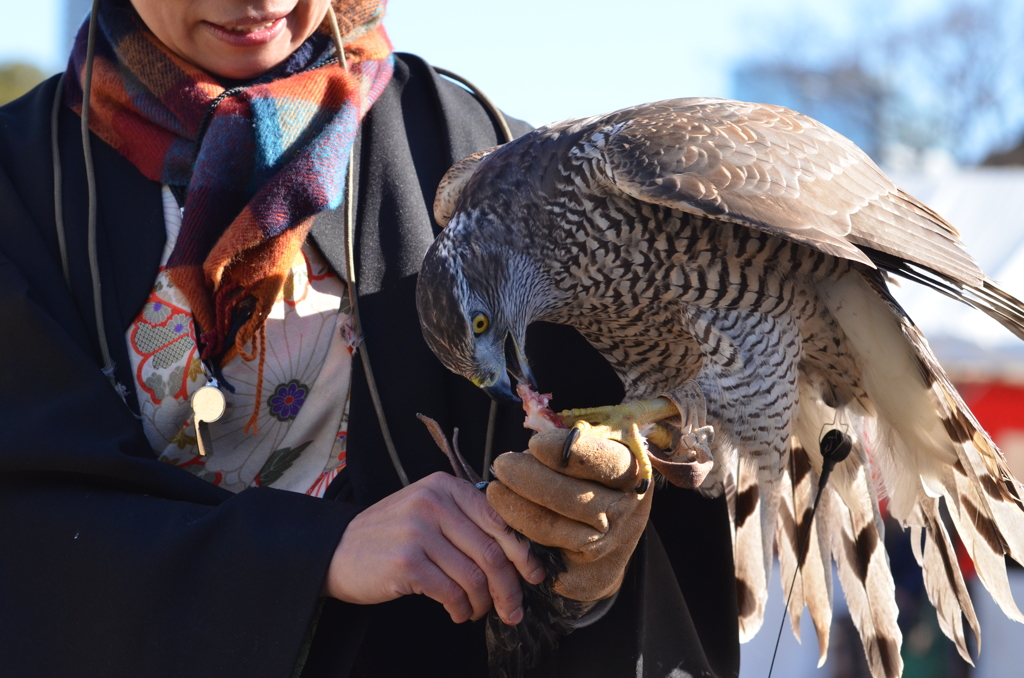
416;216;546;403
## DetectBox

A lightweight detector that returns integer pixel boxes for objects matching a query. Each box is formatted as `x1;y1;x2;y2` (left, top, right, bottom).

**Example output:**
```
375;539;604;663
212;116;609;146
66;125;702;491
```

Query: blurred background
3;0;1023;676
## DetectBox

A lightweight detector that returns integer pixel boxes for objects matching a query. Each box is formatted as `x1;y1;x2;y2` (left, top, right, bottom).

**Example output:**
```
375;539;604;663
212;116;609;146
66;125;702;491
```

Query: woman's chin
189;44;295;80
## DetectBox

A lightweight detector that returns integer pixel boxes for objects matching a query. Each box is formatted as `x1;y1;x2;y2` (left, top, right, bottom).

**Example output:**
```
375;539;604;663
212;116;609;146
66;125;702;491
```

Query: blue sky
0;0;971;126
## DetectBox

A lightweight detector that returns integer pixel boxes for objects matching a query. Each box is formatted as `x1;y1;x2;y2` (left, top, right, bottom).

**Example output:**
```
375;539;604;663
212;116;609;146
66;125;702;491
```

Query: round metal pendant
191;385;227;424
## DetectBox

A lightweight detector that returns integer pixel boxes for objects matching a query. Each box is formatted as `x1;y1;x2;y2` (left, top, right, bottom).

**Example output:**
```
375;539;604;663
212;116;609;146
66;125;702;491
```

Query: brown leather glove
486;429;653;602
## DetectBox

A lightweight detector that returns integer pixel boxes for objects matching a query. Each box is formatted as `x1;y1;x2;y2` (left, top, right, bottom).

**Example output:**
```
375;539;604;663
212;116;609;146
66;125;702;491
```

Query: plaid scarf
65;0;392;375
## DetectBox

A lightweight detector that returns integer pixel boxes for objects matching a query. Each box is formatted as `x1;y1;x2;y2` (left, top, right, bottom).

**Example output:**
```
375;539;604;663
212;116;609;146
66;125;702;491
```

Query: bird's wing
587;98;984;287
434;146;498;227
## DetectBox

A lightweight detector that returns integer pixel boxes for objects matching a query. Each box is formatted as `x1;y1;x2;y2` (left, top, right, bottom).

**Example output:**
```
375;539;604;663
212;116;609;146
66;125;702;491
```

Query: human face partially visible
130;0;333;80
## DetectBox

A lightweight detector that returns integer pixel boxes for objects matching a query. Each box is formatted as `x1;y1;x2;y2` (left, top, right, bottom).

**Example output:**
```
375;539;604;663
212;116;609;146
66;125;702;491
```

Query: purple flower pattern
268;380;309;421
142;300;172;323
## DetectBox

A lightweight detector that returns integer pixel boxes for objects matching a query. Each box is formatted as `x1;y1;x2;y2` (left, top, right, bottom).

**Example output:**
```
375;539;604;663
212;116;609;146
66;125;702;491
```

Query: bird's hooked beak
474;332;534;403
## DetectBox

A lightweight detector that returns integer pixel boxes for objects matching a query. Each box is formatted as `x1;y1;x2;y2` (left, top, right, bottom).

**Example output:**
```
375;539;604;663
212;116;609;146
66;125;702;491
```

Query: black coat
0;54;739;678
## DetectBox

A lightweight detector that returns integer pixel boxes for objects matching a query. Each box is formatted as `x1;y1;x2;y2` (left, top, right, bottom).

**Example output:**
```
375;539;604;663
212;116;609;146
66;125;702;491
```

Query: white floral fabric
126;186;354;496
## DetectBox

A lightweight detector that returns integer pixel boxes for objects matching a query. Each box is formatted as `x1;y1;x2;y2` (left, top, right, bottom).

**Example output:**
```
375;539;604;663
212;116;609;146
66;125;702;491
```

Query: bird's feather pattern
848;273;1024;623
593;99;983;285
788;372;903;678
434;147;498;227
907;499;980;663
776;439;834;666
827;479;903;678
734;456;768;641
816;270;1024;671
417;97;1024;678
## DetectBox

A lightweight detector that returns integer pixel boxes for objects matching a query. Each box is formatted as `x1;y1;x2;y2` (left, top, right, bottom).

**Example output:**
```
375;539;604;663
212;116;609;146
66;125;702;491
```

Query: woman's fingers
323;472;543;625
400;547;474;623
447;477;546;585
432;491;532;623
421;537;497;622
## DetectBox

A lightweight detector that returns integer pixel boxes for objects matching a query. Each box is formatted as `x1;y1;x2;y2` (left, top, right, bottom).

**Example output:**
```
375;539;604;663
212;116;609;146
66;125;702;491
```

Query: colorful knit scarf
65;1;392;414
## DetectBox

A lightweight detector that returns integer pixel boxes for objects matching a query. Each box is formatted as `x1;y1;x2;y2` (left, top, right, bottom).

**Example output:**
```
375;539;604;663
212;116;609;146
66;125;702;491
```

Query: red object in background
958;382;1024;439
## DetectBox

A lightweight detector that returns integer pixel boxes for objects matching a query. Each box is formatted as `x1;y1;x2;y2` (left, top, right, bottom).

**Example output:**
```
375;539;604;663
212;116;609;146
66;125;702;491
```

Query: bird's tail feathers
734;456;769;642
870;274;1024;626
776;438;834;666
940;435;1024;624
871;251;1024;342
732;385;903;678
485;543;585;678
826;476;903;678
724;270;1023;678
818;271;1024;666
788;391;902;678
906;499;980;663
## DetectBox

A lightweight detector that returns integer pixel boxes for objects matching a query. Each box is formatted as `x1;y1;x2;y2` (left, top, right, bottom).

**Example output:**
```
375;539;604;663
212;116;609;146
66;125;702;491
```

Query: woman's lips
204;16;288;47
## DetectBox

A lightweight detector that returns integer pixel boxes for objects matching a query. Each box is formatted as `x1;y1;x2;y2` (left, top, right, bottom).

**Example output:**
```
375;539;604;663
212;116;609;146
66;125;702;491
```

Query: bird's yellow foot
558;398;680;496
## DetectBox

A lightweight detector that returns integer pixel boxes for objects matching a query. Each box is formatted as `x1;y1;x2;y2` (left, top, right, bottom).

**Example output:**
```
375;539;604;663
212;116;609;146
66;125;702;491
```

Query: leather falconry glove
487;429;653;603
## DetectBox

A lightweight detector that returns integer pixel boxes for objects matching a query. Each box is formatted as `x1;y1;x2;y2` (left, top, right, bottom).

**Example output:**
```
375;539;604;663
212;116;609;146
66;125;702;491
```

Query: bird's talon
562;426;581;466
555;403;661;497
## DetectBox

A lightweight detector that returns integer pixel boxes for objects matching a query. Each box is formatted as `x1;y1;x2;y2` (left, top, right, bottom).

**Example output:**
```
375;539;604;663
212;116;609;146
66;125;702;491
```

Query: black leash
766;428;852;678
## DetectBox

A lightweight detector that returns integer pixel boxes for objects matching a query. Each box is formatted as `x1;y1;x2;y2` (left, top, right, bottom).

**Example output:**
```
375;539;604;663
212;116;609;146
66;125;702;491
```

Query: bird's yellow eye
472;313;489;335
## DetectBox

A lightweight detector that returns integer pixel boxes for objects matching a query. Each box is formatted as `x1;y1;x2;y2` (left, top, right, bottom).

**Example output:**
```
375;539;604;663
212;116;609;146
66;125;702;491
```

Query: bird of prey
415;98;1024;678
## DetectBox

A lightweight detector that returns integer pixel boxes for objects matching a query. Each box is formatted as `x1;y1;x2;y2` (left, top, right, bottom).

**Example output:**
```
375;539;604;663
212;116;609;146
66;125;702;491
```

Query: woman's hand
323;472;546;625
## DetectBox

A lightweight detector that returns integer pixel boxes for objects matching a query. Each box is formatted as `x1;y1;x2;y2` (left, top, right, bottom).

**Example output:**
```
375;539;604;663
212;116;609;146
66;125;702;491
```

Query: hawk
415;98;1024;678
